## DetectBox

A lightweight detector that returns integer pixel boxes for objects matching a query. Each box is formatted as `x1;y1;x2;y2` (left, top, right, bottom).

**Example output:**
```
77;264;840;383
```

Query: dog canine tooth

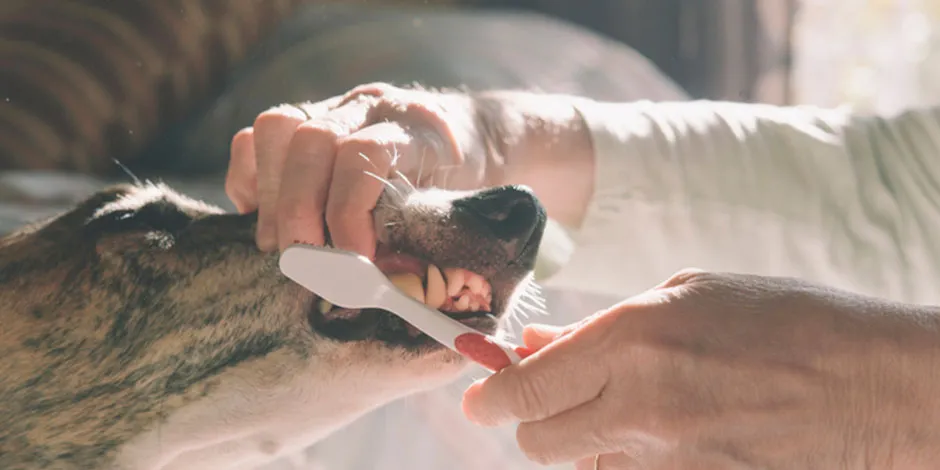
317;298;333;314
466;273;484;294
455;294;470;311
426;264;446;309
388;273;426;303
444;268;465;297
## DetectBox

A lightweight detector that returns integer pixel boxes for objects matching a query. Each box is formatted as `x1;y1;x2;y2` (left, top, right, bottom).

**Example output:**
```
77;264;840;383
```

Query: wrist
838;303;940;468
883;305;940;467
471;91;596;229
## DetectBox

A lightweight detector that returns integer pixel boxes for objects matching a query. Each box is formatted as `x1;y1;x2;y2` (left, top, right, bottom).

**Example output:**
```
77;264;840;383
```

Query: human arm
479;93;940;304
461;269;940;469
225;85;940;304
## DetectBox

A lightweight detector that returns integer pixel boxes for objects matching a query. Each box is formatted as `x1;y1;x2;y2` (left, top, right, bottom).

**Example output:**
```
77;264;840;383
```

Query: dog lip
373;244;427;279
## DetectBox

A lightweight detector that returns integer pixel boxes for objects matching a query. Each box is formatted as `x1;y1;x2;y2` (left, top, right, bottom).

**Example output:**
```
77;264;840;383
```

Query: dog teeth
388;272;425;303
455;295;470;311
467;273;484;294
386;265;493;313
444;268;465;297
317;298;333;314
425;264;446;309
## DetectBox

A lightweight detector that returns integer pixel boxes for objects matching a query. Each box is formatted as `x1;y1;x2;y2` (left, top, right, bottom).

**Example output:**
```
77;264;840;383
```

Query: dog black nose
454;185;544;244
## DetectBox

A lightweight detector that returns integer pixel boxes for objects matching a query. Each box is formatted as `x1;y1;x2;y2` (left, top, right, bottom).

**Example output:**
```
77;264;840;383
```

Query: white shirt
549;99;940;305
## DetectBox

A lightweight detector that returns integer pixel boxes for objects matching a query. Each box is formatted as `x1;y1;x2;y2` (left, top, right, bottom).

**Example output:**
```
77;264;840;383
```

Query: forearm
472;90;595;230
848;301;940;468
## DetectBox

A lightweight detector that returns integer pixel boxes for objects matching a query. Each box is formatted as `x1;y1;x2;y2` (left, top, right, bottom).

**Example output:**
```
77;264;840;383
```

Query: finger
324;121;415;258
253;104;308;251
275;99;374;251
521;323;572;351
462;320;611;426
226;127;258;214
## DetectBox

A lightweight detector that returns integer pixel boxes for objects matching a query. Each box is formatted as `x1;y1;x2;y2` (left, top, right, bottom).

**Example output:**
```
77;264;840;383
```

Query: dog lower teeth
444;268;465;297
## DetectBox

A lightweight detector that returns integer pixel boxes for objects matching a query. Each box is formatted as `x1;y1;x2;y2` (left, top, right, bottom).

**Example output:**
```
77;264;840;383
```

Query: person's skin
224;83;595;255
463;269;940;469
226;82;940;469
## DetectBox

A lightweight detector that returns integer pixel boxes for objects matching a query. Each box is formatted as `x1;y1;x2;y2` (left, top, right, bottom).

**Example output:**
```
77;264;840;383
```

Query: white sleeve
538;99;940;305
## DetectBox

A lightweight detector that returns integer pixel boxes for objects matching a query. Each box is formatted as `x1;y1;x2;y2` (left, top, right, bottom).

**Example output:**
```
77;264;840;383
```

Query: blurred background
5;0;940;184
3;1;940;469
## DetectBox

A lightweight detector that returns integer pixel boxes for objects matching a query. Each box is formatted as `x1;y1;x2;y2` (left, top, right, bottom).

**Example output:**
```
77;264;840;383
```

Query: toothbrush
279;244;534;372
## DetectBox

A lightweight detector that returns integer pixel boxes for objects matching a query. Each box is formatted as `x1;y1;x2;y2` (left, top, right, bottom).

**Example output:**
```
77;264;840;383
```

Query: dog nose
454;185;544;243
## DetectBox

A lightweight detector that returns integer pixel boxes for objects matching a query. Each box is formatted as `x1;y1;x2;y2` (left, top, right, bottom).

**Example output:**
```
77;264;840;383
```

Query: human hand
224;83;491;256
462;269;940;469
225;83;595;255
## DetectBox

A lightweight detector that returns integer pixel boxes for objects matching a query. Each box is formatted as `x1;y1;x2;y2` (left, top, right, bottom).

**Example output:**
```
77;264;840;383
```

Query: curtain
476;0;798;104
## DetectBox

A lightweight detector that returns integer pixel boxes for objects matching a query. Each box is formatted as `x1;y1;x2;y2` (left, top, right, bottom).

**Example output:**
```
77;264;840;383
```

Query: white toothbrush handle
380;288;533;372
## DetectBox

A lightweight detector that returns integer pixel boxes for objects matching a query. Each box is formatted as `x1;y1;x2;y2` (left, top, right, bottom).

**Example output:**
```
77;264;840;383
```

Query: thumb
522;324;571;351
462;321;609;427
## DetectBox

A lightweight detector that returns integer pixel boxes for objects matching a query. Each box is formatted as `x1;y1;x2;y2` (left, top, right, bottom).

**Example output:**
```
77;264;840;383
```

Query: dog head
0;181;546;468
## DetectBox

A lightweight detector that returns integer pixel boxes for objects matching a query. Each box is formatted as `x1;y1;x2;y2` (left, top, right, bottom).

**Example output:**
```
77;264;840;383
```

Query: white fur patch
114;344;468;470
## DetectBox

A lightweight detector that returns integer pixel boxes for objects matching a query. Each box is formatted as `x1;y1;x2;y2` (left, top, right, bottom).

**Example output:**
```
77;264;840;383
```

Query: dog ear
34;184;138;239
0;185;142;274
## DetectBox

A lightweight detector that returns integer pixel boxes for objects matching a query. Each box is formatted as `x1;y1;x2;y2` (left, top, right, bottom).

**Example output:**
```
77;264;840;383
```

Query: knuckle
346;82;394;100
253;105;306;130
660;268;710;289
293;121;344;144
230;127;254;150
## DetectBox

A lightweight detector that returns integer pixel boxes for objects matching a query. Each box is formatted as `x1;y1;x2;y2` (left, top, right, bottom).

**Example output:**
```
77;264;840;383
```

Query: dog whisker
393;170;416;193
416;148;428;187
357;152;380;171
386;144;402;168
362;171;403;200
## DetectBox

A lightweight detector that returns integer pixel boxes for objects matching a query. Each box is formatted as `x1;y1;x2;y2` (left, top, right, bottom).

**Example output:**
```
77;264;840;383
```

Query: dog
0;179;546;469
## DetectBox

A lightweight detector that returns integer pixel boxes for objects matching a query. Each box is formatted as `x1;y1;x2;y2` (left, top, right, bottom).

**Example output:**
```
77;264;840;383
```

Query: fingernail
525;323;567;338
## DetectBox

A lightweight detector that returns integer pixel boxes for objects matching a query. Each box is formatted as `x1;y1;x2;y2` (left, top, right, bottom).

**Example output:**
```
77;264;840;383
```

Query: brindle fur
0;182;545;470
